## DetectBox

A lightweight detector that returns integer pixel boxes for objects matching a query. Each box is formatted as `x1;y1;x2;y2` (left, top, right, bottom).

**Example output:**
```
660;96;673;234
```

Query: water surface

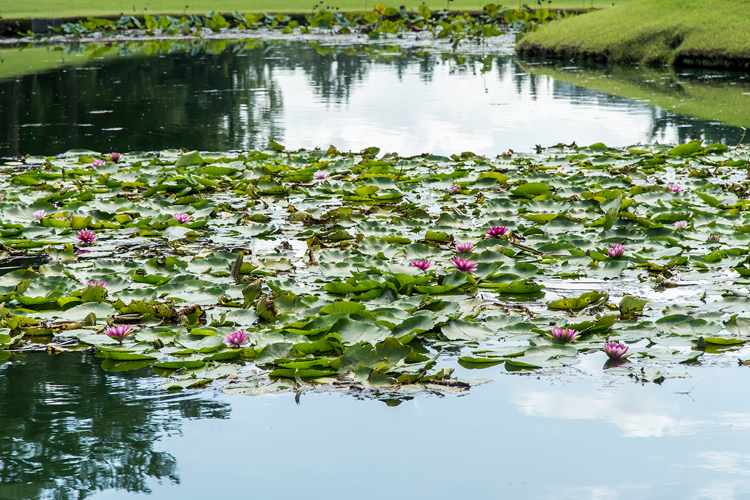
3;352;750;499
0;38;746;157
0;353;230;499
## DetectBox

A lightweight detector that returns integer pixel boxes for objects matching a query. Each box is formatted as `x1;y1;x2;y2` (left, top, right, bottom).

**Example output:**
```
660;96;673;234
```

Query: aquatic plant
76;230;97;245
92;160;106;168
33;210;46;220
603;341;629;360
455;242;474;254
105;324;132;343
173;213;192;224
410;260;432;271
450;185;461;194
486;226;508;238
110;152;122;163
666;184;682;193
0;141;746;394
45;5;560;42
675;220;688;229
608;243;625;258
87;281;107;287
313;171;327;179
451;257;478;273
226;329;249;347
551;328;579;342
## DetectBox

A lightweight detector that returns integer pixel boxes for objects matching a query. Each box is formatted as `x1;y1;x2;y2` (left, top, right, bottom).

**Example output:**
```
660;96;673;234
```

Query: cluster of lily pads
37;3;561;43
1;139;749;394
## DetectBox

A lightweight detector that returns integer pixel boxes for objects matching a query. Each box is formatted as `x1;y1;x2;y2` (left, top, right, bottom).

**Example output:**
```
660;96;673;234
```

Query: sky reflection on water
276;62;680;155
88;354;750;500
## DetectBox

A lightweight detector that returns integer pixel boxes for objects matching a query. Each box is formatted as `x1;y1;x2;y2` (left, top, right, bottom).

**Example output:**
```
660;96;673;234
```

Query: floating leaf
319;302;366;315
512;182;552;198
548;291;608;311
497;279;544;294
703;337;745;346
440;320;494;341
619;295;648;318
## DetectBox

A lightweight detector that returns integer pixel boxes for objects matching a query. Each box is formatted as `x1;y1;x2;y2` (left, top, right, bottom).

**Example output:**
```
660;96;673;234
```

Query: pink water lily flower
0;194;4;201
608;243;625;258
486;226;508;238
110;152;122;163
87;281;107;287
226;329;249;347
76;229;97;245
451;256;478;273
666;184;682;193
313;171;327;179
709;234;720;242
105;324;132;343
450;185;460;194
92;160;106;168
173;212;192;224
455;242;474;254
551;327;579;342
674;220;688;229
603;341;629;360
410;260;432;271
33;210;46;220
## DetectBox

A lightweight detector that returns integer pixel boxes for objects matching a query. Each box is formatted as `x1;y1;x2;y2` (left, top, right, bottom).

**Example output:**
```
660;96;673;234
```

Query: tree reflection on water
0;353;230;499
2;39;746;158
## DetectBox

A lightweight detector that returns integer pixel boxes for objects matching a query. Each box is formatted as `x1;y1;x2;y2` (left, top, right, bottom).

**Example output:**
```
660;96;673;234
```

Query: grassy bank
517;0;750;67
0;0;626;19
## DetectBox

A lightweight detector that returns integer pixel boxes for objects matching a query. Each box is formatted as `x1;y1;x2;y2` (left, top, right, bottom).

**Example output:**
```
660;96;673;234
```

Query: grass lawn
0;0;629;19
517;0;750;66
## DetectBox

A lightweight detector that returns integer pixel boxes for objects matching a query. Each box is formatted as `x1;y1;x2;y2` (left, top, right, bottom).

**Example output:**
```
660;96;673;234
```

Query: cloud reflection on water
514;390;750;439
515;390;695;437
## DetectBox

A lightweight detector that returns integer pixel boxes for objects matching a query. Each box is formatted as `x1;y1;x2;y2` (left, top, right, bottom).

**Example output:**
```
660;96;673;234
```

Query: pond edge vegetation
1;4;561;41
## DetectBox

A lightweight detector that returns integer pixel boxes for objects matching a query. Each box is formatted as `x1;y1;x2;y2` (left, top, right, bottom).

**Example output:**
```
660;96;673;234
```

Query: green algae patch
517;0;750;68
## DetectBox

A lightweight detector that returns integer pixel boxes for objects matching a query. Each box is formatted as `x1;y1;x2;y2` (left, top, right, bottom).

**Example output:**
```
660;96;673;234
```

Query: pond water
3;36;750;499
3;352;750;499
0;37;747;158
